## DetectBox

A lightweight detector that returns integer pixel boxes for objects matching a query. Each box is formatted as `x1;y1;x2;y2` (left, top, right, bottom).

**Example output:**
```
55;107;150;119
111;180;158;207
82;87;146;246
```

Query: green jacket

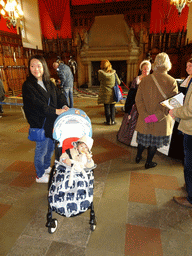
98;69;121;104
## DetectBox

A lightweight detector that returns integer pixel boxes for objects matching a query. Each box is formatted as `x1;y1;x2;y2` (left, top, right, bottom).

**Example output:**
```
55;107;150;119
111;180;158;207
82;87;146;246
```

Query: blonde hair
100;60;112;73
140;60;151;71
152;52;172;72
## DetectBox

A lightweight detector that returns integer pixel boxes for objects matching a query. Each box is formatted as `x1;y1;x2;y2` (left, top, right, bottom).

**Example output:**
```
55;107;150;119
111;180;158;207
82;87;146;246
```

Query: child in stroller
60;135;94;169
46;108;97;234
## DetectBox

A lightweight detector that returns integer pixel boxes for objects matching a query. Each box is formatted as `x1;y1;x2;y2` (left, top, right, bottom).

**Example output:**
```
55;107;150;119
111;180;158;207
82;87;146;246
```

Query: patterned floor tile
0;203;11;218
129;172;157;205
125;224;163;256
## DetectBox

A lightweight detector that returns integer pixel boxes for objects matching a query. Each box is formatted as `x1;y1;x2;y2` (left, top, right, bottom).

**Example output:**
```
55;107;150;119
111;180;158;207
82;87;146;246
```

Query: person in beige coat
98;60;121;125
169;58;192;208
135;52;178;169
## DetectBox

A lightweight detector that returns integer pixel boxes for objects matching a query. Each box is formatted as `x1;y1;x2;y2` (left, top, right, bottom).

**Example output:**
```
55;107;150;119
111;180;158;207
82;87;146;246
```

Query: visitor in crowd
0;79;5;115
22;55;69;183
53;59;74;108
135;52;178;169
98;59;121;125
117;60;151;145
169;58;192;208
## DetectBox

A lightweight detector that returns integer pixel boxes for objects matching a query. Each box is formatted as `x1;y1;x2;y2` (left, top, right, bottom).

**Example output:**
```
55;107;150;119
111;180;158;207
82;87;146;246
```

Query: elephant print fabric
48;161;94;217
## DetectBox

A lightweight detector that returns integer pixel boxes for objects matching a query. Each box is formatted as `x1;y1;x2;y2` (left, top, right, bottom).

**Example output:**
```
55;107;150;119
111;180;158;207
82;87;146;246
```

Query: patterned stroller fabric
48;161;94;217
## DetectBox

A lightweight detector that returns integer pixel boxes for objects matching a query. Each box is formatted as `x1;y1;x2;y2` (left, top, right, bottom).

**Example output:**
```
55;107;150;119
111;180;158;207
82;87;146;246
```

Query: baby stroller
46;108;97;234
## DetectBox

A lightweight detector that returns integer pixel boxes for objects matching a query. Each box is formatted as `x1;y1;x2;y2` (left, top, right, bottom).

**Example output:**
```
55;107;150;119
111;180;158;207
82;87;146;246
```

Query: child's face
77;143;89;154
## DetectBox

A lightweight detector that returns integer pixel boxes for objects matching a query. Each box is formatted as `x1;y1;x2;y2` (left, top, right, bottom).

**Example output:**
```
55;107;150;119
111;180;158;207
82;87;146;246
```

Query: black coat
22;75;68;139
124;77;139;114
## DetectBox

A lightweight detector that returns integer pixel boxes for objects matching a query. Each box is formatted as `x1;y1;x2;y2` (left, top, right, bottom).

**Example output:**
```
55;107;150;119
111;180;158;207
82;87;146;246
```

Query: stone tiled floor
0;92;192;256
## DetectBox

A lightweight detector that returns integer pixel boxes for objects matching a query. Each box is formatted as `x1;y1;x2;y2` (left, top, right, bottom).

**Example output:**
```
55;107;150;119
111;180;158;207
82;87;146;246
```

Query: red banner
42;0;68;30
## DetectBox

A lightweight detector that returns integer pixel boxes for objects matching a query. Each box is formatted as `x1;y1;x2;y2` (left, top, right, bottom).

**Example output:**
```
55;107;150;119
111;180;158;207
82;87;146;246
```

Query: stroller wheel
48;219;58;234
90;224;96;231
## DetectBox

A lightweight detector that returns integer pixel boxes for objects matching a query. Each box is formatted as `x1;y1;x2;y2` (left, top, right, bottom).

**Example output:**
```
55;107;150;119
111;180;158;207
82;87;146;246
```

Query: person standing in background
53;59;74;108
0;79;5;115
169;58;192;208
117;60;151;146
135;52;178;169
124;60;151;115
97;59;121;125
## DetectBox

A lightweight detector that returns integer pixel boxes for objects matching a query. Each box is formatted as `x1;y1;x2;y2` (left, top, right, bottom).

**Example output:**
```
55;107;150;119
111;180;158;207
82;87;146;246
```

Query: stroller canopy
53;108;92;147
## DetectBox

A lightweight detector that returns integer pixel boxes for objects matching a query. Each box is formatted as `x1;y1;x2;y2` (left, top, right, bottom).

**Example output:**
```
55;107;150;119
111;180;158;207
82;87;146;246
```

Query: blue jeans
34;137;55;178
183;134;192;204
64;87;73;108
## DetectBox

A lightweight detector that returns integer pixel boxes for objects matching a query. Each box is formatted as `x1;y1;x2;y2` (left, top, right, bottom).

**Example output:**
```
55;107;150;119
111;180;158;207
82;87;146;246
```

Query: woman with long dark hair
22;55;69;183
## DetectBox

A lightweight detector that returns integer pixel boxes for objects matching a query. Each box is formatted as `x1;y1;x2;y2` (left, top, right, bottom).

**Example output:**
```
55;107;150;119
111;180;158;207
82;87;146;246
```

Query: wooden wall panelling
43;36;74;79
147;29;189;78
0;44;3;66
0;30;44;92
179;43;192;78
4;66;28;91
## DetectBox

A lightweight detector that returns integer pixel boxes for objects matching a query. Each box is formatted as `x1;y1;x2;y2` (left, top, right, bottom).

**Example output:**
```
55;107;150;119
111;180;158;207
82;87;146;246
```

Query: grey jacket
57;63;74;89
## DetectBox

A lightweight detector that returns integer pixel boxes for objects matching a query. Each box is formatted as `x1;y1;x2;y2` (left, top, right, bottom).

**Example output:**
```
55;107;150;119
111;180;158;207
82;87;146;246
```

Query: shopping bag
114;75;123;102
117;104;138;145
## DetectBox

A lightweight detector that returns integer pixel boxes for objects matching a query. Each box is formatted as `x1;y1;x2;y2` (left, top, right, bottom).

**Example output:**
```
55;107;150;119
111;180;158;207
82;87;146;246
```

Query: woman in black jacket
22;55;69;183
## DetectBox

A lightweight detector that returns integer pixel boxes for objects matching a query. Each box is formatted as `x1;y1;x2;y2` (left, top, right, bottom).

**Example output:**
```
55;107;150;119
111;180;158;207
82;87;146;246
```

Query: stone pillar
126;61;131;86
87;61;92;87
126;61;138;86
132;62;137;81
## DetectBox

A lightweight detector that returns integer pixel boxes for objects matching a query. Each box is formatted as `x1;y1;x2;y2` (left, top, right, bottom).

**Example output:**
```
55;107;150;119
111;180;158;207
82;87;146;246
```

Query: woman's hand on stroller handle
56;106;69;116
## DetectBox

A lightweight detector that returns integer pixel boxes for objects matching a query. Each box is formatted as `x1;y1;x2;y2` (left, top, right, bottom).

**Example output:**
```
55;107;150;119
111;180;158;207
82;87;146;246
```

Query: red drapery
42;0;68;30
71;0;128;4
38;0;72;39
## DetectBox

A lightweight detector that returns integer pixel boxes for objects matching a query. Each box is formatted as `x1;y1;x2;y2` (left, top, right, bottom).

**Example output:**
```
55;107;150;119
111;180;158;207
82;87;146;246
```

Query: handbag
28;127;46;142
117;103;138;146
28;98;50;142
113;74;123;102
